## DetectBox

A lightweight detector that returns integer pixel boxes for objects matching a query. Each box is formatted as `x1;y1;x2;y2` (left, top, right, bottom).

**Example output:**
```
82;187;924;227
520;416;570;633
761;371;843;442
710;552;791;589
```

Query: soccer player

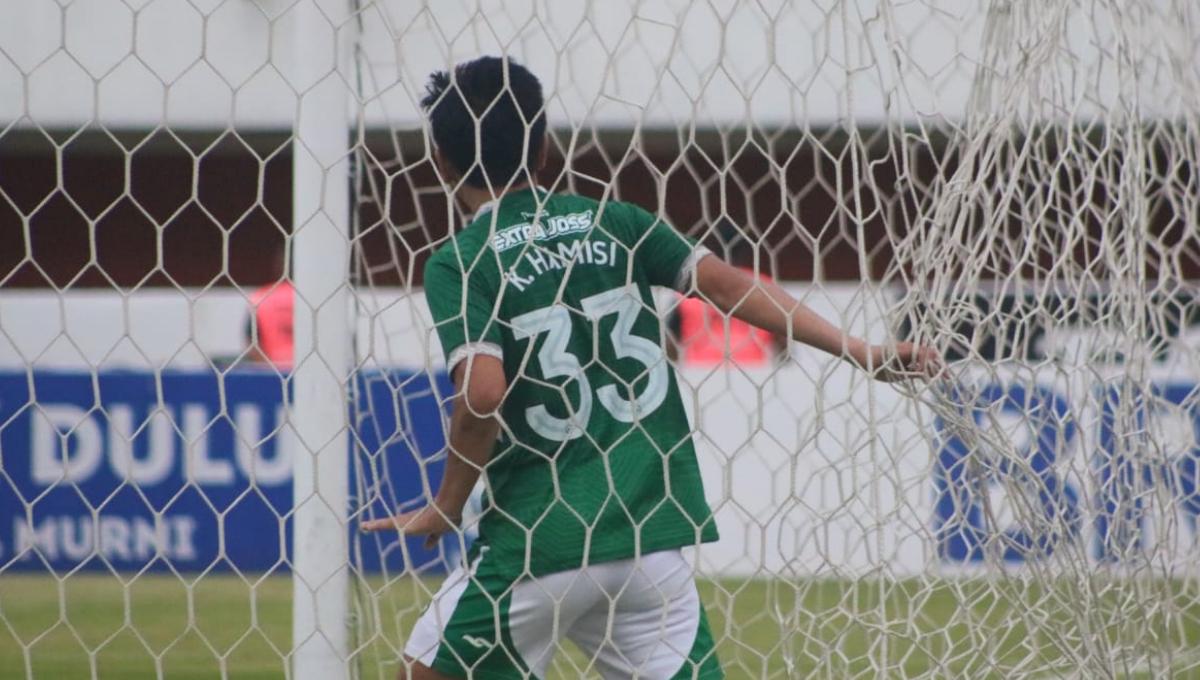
361;56;940;680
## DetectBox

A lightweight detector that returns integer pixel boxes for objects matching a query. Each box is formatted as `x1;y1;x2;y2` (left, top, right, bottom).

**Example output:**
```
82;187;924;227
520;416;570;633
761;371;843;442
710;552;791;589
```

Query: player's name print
491;209;595;251
505;239;619;291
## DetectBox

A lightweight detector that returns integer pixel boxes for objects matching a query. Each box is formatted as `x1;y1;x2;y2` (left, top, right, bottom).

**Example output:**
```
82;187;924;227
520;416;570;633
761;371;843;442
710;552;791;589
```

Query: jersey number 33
510;286;669;442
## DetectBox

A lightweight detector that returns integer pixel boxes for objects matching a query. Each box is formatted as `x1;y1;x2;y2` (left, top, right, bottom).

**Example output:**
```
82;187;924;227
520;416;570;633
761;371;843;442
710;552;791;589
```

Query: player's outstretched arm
360;355;506;544
692;255;940;382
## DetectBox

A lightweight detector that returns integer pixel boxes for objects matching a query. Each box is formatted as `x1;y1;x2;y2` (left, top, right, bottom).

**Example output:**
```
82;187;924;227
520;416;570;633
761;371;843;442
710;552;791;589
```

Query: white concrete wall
0;283;889;370
0;286;437;370
2;0;1180;132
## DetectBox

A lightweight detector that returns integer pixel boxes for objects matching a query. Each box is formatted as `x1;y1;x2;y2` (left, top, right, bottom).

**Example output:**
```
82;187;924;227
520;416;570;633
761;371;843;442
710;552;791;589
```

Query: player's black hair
421;56;547;190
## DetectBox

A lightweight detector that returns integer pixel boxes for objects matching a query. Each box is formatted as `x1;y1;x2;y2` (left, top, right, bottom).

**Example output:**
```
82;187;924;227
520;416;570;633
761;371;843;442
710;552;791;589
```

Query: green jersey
424;187;719;576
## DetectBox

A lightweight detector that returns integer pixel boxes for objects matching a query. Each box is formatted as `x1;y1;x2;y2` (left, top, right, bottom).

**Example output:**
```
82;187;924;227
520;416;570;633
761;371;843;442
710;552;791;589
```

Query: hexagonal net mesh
1;0;1199;679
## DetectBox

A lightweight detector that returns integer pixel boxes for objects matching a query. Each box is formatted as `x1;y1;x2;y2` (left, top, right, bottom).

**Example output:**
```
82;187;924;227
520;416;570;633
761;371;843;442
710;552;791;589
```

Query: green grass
2;573;1200;679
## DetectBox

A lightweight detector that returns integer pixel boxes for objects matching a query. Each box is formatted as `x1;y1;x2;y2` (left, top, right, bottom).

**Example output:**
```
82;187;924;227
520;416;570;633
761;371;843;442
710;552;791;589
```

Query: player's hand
359;503;461;549
867;342;943;383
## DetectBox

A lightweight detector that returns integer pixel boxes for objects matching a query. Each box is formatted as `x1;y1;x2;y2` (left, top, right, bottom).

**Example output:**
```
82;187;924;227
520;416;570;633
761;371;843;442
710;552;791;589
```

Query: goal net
0;0;1197;679
349;1;1200;678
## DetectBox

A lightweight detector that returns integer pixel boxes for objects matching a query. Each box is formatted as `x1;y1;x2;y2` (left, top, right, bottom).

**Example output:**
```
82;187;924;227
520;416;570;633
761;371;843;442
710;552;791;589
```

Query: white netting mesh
1;0;1199;679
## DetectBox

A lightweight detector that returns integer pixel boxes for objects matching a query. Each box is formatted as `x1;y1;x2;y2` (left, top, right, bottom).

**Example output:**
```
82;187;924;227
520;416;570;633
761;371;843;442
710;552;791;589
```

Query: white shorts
404;549;722;679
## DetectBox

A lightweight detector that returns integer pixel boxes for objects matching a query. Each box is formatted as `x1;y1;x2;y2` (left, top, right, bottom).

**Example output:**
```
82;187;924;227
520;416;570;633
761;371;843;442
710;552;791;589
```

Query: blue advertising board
6;368;1198;574
0;369;454;574
933;379;1200;564
932;382;1081;562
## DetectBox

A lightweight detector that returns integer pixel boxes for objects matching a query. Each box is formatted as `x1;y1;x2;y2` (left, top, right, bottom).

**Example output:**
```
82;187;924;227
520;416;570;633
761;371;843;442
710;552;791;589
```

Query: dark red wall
1;127;1195;289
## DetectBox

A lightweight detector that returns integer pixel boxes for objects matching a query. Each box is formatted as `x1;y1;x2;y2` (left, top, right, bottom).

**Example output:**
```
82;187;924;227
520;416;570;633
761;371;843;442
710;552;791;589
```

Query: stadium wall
2;1;1196;580
3;287;1200;578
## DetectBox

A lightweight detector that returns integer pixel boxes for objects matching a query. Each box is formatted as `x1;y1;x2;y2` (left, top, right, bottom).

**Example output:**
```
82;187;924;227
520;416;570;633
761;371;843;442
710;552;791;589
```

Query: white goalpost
0;1;1198;679
290;2;353;679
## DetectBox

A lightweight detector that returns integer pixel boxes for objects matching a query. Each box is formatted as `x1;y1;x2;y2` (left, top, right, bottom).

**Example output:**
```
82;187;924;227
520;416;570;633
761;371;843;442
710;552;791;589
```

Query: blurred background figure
245;242;294;368
667;220;788;367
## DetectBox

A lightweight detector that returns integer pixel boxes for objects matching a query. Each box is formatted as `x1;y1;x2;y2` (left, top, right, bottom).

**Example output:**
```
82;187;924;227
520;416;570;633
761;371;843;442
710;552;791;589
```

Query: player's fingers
360;510;417;533
359;516;400;532
928;353;946;377
911;350;929;375
901;347;940;381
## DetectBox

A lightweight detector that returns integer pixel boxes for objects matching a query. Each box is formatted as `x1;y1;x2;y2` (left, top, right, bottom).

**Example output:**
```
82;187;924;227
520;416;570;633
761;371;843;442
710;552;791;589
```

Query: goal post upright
290;1;354;678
